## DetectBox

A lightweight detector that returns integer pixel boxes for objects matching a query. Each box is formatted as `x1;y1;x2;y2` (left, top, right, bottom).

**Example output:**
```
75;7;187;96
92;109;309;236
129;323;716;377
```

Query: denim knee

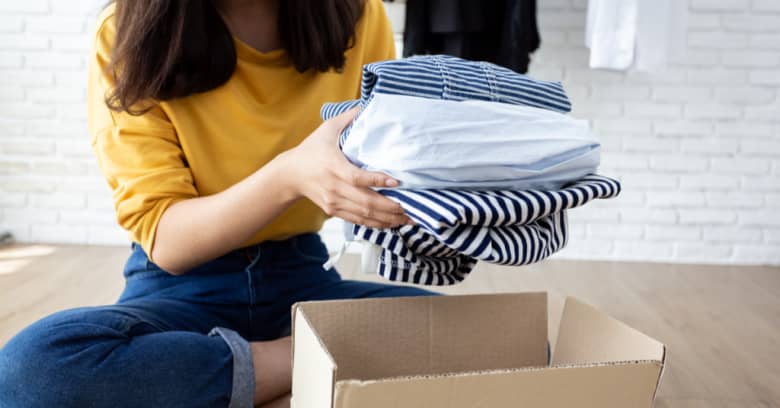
1;306;248;408
1;310;76;406
0;307;152;407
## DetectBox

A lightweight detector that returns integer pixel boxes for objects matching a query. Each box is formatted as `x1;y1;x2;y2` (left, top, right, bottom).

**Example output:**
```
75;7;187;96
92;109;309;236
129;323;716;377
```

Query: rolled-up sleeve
87;9;198;261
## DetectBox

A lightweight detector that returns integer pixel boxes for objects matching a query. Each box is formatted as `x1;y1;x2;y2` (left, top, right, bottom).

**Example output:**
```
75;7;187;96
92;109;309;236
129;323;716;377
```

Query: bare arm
151;153;296;274
151;108;411;274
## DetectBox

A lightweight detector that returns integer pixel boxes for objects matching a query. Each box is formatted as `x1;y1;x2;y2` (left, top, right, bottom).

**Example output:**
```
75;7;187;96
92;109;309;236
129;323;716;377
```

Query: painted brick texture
1;0;778;265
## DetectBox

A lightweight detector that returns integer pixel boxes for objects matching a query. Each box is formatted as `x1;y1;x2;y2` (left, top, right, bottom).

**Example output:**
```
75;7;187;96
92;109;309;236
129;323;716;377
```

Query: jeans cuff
209;327;254;408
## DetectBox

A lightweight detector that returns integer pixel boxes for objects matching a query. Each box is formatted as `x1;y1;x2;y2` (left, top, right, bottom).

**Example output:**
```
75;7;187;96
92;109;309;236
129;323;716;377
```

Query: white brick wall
0;0;126;245
1;0;779;266
521;0;780;265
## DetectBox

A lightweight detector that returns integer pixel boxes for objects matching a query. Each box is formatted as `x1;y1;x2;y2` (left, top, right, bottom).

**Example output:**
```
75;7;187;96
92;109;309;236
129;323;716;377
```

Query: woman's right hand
274;108;413;229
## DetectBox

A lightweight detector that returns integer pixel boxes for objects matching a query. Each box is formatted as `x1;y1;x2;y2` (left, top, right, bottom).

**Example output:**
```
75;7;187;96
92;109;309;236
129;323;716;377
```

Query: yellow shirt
87;1;396;261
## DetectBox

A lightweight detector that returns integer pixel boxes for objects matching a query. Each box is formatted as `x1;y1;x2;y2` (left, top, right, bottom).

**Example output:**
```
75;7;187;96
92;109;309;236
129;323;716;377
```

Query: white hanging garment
586;0;639;70
586;0;688;71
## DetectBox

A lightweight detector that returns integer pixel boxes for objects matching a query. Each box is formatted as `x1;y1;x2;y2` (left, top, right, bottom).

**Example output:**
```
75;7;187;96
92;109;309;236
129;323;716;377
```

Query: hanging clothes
585;0;688;71
585;0;638;70
402;0;540;74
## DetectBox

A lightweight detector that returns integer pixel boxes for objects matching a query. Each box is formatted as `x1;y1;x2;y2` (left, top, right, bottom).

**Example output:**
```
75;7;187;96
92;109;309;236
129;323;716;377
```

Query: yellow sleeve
87;8;198;261
361;0;397;63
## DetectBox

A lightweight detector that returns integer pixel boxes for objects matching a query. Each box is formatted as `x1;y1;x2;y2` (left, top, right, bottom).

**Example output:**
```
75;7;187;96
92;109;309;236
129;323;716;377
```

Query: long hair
105;0;365;114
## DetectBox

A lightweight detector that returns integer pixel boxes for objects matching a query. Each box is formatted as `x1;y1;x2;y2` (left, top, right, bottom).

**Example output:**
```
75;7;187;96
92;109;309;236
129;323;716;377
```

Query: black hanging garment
401;0;540;74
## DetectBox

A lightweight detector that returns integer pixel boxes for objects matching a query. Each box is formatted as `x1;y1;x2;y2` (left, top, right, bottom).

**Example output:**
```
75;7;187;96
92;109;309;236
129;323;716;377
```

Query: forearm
151;153;298;274
148;107;406;273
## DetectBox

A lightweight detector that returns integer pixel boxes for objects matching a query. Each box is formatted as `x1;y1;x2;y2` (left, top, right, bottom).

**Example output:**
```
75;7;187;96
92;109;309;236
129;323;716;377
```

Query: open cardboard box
291;293;666;407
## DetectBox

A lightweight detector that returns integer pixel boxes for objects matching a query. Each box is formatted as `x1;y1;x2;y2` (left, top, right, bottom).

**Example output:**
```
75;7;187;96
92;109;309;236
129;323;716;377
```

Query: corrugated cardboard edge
554;296;667;406
336;359;662;385
334;360;664;408
554;296;666;363
290;304;338;408
652;345;668;404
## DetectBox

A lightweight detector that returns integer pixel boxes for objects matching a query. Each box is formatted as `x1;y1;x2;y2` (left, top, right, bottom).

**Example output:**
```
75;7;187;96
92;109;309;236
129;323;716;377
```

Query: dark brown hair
106;0;365;114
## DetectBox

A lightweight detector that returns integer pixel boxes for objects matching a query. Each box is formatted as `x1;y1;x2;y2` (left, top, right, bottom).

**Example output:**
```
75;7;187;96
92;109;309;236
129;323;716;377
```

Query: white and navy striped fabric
321;55;572;147
353;175;621;285
320;55;620;285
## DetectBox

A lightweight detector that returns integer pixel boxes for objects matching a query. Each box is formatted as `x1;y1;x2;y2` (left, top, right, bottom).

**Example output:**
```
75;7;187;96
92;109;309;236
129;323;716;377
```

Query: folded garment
319;55;620;285
350;54;569;109
321;55;596;190
324;93;600;190
322;54;572;145
351;175;621;285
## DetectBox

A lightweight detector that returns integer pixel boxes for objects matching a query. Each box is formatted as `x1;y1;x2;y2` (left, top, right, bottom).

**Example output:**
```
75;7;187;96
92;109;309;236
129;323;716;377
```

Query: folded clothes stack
321;55;621;285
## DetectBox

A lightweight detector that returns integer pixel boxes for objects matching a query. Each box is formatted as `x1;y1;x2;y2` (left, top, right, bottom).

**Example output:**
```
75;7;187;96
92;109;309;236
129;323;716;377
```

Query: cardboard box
291;292;666;408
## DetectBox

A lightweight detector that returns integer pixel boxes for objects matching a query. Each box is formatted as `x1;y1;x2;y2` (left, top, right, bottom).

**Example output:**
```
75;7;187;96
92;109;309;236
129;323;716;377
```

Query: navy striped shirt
355;175;620;285
321;55;572;147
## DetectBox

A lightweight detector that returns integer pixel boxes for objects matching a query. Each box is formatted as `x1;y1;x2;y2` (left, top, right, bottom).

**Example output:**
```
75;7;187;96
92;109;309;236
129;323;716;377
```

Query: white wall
0;0;126;245
526;0;780;265
1;0;778;265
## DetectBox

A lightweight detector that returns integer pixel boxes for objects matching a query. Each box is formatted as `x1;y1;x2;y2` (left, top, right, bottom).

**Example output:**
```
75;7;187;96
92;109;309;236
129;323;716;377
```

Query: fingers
332;208;408;229
340;183;406;215
333;192;410;228
342;166;399;188
331;210;388;229
320;183;412;228
330;150;399;187
327;106;361;133
325;109;400;189
339;197;410;227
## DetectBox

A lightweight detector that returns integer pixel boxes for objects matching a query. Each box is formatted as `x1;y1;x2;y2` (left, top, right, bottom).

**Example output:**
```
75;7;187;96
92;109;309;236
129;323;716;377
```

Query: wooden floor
1;243;778;407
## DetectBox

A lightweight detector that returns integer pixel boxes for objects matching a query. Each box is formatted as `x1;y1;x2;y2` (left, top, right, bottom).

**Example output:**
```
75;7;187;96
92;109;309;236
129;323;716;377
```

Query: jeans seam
244;249;262;340
112;308;169;332
124;270;168;281
46;311;166;336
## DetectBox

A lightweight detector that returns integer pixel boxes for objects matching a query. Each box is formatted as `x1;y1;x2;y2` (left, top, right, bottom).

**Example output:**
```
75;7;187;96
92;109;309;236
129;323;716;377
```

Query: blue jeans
0;233;436;407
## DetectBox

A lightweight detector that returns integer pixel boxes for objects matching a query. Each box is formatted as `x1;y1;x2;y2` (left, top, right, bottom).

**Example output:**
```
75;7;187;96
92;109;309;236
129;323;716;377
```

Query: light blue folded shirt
338;93;600;190
321;55;600;190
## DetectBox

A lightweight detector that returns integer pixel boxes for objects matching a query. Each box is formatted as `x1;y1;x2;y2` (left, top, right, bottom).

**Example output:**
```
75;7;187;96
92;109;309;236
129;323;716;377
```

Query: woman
0;0;435;407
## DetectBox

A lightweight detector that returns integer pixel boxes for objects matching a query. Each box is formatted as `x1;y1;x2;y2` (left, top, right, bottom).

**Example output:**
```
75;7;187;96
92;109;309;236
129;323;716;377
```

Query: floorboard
1;243;778;406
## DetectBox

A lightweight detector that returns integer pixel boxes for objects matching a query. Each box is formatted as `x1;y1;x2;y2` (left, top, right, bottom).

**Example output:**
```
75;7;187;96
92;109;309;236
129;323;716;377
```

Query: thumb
327;106;361;133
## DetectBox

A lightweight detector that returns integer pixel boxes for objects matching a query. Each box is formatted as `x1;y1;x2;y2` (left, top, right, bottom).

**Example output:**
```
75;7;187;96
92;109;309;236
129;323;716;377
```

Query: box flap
334;362;663;408
293;293;548;382
553;297;666;365
291;307;336;408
